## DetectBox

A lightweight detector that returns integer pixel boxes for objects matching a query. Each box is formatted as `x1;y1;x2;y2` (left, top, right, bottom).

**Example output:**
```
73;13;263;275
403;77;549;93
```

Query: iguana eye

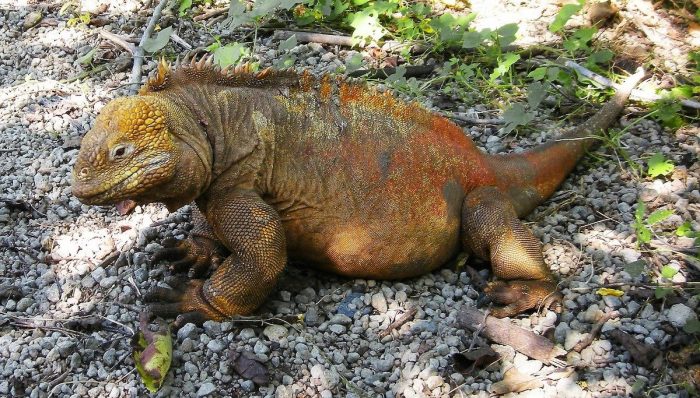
110;144;133;160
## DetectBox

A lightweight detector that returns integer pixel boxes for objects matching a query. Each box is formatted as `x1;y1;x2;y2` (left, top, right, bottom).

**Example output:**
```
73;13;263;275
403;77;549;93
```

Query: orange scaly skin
72;56;644;323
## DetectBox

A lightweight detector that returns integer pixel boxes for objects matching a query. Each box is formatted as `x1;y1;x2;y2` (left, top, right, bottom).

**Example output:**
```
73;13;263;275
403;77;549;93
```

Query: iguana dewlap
72;56;643;323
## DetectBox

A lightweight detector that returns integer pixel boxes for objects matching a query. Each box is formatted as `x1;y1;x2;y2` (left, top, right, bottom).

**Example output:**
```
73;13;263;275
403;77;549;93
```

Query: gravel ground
1;1;699;398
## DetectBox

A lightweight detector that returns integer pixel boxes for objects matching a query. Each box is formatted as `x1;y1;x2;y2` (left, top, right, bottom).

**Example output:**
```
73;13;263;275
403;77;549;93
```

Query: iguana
72;55;644;325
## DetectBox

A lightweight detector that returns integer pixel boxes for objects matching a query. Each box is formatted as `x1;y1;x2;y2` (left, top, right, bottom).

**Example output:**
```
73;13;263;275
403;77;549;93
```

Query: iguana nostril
79;167;88;177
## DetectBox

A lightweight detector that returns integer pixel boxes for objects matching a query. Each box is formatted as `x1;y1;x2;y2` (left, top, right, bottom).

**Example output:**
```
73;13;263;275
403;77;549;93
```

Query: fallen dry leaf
490;367;544;395
230;350;269;386
452;347;500;374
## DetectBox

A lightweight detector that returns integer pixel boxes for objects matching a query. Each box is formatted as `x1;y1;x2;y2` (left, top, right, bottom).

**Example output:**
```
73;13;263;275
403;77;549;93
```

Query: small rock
254;340;269;355
425;375;444;390
177;323;198;341
240;380;255;392
410;320;437;334
666;304;697;328
197;382;216;397
263;325;288;342
16;297;34;312
99;276;118;289
207;339;225;353
564;330;585;351
329;313;352;325
371;292;388;313
45;284;61;303
328;324;346;334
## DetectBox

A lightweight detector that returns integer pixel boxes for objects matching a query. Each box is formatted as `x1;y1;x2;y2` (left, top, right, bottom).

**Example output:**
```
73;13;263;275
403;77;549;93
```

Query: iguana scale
72;55;644;323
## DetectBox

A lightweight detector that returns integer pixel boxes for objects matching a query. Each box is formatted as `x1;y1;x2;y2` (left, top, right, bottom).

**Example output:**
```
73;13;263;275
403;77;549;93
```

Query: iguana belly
279;193;461;279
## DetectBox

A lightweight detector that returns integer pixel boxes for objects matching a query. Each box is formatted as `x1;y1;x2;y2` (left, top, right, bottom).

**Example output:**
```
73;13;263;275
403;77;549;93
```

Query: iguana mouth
74;168;140;204
74;155;171;205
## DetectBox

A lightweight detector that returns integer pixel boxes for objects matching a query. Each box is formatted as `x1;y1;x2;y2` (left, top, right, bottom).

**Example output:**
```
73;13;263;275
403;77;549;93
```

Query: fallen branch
273;30;355;47
63;55;131;83
98;30;136;54
129;0;169;94
347;64;435;79
456;307;566;366
170;32;193;50
378;305;417;338
228;314;304;327
193;7;228;21
448;113;506;125
572;311;618;352
564;60;700;110
607;329;663;369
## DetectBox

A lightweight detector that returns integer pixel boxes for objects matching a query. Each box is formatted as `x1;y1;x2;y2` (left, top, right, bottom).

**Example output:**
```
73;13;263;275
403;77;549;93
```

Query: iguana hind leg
461;186;561;317
146;190;287;325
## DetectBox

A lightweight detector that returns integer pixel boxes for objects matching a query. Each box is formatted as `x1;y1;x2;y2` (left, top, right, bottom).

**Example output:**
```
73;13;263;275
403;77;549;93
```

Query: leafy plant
634;201;674;246
646;152;675;178
143;26;174;53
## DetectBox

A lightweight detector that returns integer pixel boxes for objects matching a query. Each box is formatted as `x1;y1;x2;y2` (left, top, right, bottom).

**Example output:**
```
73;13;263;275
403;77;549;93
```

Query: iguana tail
488;68;645;217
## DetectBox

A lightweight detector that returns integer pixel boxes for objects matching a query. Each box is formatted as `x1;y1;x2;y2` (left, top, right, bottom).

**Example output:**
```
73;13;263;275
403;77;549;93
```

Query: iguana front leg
146;190;287;325
152;205;226;277
461;186;562;317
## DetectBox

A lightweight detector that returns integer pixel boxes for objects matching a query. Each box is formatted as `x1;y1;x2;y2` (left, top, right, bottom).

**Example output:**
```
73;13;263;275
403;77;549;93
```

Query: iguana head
72;95;207;211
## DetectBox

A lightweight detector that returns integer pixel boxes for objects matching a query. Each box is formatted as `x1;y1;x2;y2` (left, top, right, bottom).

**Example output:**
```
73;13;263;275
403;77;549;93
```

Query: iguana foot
484;280;562;318
144;279;225;327
151;237;224;277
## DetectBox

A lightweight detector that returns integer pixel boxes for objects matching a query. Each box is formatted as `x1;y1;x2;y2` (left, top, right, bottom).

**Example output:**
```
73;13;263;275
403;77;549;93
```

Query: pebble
666;304;697;327
197;382;216;396
263;324;288;342
372;292;388;313
207;339;226;353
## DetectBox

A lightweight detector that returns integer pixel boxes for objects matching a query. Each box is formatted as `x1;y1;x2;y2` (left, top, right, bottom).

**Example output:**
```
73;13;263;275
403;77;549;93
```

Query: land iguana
72;55;644;325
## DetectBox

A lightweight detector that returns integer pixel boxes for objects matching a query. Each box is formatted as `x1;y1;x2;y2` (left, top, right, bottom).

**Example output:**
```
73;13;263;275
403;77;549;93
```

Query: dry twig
378;305;417;338
572;311;618;352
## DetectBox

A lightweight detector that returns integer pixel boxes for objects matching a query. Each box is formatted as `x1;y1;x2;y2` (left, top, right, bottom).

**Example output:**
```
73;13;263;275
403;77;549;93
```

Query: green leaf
142;26;173;53
527;81;547;109
589;49;614;64
631;379;646;394
133;315;172;393
676;221;695;237
386;65;407;84
350;11;386;43
635;201;646;223
683;319;700;334
647;152;674;178
528;67;548;81
462;31;484;49
344;53;364;74
549;1;585;33
654;286;672;299
489;52;520;82
226;0;251;28
77;47;97;66
178;0;192;16
496;23;518;48
214;43;248;67
502;103;535;135
637;225;652;244
278;34;297;51
647;209;673;225
624;260;646;277
661;265;678;279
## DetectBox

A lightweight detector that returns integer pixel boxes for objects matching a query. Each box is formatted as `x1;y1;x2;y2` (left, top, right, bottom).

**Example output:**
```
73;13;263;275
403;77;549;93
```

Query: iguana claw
144;279;225;327
484;280;562;318
152;237;223;277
